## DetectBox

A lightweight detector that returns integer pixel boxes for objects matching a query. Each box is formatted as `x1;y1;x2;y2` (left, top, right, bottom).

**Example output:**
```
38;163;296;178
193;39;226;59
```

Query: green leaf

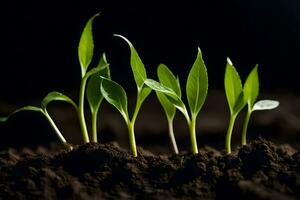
253;100;279;111
186;48;208;116
41;92;77;110
144;79;184;109
244;65;259;108
156;92;176;120
114;34;147;88
100;77;128;120
224;58;245;114
87;53;111;113
78;13;99;77
139;86;152;104
157;64;181;97
0;106;43;122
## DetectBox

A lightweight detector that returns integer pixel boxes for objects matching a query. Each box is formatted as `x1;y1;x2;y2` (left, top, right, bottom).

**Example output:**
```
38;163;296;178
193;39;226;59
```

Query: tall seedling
100;35;151;157
224;58;246;154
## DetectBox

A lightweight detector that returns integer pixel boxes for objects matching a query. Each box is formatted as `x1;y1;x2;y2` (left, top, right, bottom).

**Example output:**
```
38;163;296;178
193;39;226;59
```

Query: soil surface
0;138;300;200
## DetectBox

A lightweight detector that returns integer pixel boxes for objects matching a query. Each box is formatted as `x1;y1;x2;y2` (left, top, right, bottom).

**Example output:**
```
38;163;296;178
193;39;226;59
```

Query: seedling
100;35;152;157
0;92;77;150
0;13;111;147
241;65;279;145
224;58;246;154
156;64;181;154
144;48;208;154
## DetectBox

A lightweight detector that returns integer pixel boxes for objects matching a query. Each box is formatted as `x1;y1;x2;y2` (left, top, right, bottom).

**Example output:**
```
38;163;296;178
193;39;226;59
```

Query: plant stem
189;114;198;154
127;122;137;157
167;118;179;154
241;110;252;146
78;78;90;143
91;110;98;142
43;110;72;150
226;114;237;155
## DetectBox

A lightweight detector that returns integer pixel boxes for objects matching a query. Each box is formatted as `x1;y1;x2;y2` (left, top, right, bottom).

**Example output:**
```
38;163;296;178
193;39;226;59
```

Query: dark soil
0;138;300;200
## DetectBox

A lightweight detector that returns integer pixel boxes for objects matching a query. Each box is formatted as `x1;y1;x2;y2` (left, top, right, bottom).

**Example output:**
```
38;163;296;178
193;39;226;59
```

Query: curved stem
43;110;72;150
167;118;179;154
127;122;137;157
189;114;198;154
226;114;237;155
78;77;90;143
242;110;252;146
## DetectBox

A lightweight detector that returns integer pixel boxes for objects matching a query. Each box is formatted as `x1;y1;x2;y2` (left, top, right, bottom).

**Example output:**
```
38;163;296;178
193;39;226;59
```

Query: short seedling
0;13;110;147
224;58;246;154
156;64;181;154
242;65;279;145
0;92;77;149
100;35;152;157
145;48;208;154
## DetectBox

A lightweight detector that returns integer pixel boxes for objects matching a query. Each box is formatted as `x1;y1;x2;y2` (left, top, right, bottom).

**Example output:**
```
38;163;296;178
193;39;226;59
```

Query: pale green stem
226;114;237;155
241;110;252;146
167;118;179;154
91;110;98;142
127;121;137;157
43;109;72;150
189;114;198;154
78;78;90;143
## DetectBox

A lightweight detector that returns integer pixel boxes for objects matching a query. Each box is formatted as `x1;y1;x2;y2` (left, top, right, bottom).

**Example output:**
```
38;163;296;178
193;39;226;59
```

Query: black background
0;0;299;149
1;0;299;102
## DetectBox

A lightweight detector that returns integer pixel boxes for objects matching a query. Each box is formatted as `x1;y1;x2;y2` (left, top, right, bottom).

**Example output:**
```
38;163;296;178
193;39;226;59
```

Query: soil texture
0;138;300;200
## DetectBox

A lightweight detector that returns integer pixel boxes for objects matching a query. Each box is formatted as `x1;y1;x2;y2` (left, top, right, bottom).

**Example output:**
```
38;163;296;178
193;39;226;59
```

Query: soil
0;138;300;200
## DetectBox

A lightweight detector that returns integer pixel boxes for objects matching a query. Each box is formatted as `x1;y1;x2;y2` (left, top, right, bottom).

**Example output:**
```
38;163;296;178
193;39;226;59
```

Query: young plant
100;35;152;157
242;65;279;145
145;48;208;154
86;53;110;142
0;92;77;150
1;13;110;146
156;64;181;154
224;58;246;154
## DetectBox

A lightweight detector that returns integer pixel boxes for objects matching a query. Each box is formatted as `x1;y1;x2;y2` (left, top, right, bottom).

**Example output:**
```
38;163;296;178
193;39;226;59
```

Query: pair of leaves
243;66;279;111
225;59;279;115
148;48;208;120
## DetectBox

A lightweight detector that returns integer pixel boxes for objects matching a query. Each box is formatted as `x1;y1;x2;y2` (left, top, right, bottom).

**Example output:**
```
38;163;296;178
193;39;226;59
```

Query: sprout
0;92;77;150
145;48;208;154
241;65;279;145
1;13;111;147
100;35;151;157
224;58;246;154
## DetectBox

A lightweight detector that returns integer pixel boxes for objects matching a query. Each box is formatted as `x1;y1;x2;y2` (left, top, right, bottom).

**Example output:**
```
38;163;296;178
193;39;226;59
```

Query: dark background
0;0;299;150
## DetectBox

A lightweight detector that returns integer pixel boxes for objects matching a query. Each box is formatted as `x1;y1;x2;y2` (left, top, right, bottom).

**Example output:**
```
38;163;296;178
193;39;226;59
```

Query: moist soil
0;138;300;200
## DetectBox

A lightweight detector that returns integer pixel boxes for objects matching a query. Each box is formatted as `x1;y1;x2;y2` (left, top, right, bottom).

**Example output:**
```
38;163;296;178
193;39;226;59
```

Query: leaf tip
227;57;233;66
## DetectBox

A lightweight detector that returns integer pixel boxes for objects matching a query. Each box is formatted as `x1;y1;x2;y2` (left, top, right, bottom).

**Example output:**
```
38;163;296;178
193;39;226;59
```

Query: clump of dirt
0;138;299;200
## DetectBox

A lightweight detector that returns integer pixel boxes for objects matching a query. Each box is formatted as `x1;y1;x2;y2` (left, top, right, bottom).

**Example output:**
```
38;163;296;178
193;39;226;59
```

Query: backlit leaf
0;106;43;122
157;64;181;97
78;13;99;77
41;92;77;110
87;53;110;113
114;34;147;88
100;77;128;120
244;65;259;108
186;48;208;116
224;58;245;114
